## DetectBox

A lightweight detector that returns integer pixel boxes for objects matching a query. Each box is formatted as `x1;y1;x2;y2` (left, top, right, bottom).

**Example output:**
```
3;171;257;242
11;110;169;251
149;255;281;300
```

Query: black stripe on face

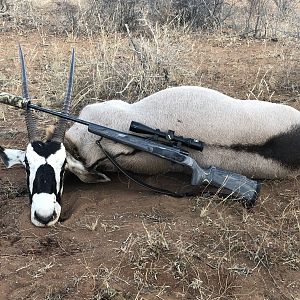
32;164;57;195
31;141;62;158
57;160;67;203
231;125;300;170
24;156;32;202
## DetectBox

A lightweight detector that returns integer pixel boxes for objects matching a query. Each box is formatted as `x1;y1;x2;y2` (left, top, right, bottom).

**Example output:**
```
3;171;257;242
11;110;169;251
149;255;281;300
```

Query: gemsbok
1;47;300;227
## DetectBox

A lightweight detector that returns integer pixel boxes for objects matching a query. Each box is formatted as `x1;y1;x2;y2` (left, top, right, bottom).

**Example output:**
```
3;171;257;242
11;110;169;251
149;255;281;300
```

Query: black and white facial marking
25;140;67;227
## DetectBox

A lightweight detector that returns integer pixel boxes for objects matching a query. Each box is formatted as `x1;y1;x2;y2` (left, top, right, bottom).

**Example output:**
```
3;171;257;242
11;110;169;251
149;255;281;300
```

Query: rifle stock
192;165;260;207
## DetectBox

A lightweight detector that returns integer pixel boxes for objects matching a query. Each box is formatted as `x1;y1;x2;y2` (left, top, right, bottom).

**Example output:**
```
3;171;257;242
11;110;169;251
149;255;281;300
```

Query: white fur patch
2;149;25;168
31;193;61;227
26;144;47;194
47;144;66;194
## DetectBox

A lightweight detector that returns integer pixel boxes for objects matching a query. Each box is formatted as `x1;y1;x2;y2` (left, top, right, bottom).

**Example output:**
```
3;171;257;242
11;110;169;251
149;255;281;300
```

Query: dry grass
1;1;299;110
1;26;193;111
2;0;300;38
109;194;300;299
1;31;300;113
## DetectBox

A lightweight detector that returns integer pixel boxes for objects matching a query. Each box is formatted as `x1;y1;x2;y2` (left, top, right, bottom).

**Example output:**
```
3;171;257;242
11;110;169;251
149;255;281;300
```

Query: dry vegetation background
1;0;300;108
0;0;300;299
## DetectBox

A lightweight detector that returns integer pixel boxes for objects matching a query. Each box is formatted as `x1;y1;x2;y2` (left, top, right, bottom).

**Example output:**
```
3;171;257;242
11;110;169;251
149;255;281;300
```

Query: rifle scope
130;121;204;151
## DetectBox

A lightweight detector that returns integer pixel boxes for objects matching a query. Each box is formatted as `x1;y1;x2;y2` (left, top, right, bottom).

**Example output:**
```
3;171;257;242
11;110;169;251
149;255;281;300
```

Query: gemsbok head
0;46;75;227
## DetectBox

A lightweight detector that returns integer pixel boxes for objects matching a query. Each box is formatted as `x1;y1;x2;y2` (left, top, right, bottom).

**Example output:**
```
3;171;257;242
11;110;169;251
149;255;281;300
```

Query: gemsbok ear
0;146;25;168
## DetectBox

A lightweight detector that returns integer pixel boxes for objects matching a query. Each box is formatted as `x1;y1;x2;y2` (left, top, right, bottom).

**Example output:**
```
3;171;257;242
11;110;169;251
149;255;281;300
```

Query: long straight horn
19;45;37;142
52;49;75;143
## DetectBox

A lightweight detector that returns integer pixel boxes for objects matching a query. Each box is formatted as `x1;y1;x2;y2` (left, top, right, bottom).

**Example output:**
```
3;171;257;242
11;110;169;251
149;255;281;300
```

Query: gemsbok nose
34;211;57;225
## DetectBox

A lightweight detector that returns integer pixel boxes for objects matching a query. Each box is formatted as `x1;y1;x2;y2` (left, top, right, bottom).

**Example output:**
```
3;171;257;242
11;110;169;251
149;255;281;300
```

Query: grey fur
65;86;300;180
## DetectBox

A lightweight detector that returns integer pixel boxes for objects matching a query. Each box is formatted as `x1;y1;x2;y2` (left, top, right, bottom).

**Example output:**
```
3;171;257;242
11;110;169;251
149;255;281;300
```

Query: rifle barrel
28;103;90;127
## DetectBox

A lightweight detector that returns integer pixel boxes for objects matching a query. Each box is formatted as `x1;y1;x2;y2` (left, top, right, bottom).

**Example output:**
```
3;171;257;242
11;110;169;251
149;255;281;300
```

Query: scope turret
129;121;204;151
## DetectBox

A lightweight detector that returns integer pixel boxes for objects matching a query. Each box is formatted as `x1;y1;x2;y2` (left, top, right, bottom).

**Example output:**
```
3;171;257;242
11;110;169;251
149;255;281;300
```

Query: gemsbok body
64;86;300;184
1;49;300;227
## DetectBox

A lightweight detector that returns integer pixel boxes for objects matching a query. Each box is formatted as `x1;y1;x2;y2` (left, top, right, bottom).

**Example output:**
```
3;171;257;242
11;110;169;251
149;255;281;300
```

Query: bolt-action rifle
0;92;261;208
